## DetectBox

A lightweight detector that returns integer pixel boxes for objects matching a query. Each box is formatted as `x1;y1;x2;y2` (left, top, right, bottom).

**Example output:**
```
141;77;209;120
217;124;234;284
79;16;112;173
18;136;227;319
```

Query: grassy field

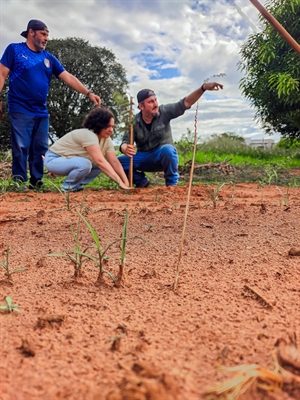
0;138;300;193
176;136;300;187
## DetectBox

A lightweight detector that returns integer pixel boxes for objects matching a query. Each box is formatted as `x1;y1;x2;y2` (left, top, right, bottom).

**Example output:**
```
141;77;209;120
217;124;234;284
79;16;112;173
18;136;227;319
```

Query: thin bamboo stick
129;97;134;187
173;102;199;291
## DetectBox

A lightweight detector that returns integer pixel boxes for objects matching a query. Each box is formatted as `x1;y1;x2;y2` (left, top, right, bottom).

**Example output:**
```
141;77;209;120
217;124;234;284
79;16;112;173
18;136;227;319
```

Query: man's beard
33;35;46;52
151;110;159;118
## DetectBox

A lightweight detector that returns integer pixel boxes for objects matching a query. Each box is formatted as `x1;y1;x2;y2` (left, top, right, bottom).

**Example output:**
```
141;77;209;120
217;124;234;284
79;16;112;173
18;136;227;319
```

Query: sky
0;0;281;144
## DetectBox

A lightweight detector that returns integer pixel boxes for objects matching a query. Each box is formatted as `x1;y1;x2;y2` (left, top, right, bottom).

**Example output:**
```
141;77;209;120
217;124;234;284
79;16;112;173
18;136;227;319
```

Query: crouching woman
44;107;130;191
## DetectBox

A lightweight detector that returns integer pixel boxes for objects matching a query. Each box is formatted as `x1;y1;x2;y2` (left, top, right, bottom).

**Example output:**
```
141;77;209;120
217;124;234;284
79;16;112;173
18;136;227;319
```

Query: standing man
118;82;223;187
0;19;101;190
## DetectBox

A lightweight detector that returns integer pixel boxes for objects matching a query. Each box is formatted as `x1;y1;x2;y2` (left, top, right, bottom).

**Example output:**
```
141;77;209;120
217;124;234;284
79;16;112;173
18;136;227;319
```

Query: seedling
48;215;91;278
205;183;226;208
47;181;89;211
48;209;142;286
0;296;21;312
258;165;278;186
107;333;125;351
78;209;144;286
76;210;117;284
0;246;27;284
275;185;290;206
145;224;153;232
113;92;135;131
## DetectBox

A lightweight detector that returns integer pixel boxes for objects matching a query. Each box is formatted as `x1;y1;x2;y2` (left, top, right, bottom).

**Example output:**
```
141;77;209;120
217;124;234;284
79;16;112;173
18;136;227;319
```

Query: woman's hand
118;180;131;190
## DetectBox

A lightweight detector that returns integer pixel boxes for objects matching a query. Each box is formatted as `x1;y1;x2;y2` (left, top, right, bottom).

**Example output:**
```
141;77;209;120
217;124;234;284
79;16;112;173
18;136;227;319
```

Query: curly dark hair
82;106;114;134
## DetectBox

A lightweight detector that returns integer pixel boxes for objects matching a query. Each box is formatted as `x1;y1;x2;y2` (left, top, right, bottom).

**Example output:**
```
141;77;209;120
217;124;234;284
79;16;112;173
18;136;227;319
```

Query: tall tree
46;37;129;140
0;37;129;151
0;82;10;153
238;0;300;140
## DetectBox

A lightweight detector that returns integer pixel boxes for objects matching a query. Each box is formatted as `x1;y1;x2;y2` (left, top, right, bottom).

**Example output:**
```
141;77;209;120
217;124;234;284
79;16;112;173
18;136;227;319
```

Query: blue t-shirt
0;42;65;116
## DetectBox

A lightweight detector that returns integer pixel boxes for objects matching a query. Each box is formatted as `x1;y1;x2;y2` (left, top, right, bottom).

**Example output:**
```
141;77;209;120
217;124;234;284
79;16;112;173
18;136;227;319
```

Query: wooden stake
249;0;300;55
129;97;134;187
244;284;273;309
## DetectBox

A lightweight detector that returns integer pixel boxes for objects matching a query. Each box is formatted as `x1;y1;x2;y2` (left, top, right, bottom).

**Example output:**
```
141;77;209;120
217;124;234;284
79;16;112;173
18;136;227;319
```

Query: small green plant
107;333;125;351
205;183;226;208
0;296;21;312
263;165;278;186
48;215;92;278
145;224;153;232
47;181;72;209
0;246;27;284
275;185;290;206
113;92;135;131
76;210;117;284
48;209;142;286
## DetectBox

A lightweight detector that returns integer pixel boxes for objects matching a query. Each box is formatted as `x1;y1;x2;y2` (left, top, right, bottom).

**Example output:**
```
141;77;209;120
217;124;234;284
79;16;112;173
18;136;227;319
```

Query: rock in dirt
18;338;35;357
288;248;300;257
106;361;180;400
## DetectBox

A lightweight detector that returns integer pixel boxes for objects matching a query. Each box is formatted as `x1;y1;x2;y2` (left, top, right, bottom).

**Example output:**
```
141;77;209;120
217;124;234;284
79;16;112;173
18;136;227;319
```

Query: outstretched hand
204;82;223;91
89;93;101;105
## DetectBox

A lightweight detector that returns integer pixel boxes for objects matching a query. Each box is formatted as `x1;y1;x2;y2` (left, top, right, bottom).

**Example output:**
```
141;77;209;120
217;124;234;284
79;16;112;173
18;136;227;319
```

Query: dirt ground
0;182;300;400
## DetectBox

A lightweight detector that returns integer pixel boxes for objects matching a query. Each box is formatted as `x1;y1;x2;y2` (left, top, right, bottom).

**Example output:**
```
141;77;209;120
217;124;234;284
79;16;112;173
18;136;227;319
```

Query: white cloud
0;0;278;143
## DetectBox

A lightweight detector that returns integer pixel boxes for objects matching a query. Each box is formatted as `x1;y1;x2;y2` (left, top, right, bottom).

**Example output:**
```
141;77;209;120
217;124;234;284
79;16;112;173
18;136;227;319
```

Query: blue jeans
44;150;102;191
118;144;179;187
10;113;49;185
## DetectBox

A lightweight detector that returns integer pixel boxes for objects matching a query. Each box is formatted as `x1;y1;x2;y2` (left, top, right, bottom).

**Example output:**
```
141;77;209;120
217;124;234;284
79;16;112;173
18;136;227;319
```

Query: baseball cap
137;89;156;103
20;19;49;38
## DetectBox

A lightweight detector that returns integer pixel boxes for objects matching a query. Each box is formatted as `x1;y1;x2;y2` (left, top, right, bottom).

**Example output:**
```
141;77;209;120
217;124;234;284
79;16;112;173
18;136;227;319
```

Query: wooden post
129;97;134;187
249;0;300;55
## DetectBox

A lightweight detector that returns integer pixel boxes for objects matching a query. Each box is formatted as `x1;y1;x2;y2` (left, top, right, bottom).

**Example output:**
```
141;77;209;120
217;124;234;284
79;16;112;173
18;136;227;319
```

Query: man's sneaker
61;187;84;193
29;180;44;190
17;185;31;193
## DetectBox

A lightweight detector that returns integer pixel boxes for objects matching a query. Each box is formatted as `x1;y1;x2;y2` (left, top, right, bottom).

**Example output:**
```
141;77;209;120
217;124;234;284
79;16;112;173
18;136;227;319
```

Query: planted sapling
275;185;290;206
0;246;27;284
76;210;117;284
49;208;141;287
0;296;21;313
205;183;226;208
48;215;92;279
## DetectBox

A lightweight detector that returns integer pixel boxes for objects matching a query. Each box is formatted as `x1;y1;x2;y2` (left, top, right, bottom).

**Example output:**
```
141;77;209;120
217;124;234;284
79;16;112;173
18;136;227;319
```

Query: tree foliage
210;132;245;143
275;138;300;149
0;83;10;152
0;37;129;151
238;0;300;140
46;37;129;140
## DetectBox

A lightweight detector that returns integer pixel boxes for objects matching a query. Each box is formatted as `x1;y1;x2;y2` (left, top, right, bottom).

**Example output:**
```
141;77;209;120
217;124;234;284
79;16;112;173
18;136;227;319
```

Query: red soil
0;183;300;400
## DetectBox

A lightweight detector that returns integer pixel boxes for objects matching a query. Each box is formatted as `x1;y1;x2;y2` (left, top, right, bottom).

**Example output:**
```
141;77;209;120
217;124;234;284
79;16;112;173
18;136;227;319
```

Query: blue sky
0;0;281;143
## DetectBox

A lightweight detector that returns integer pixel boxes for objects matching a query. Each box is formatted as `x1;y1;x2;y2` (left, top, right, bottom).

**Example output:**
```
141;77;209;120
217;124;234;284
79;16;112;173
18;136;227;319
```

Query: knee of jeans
160;144;178;158
81;160;93;173
118;155;130;169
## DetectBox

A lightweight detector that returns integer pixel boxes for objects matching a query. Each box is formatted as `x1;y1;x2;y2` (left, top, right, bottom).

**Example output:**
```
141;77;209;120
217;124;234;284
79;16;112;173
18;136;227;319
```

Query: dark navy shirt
121;98;189;152
0;42;65;116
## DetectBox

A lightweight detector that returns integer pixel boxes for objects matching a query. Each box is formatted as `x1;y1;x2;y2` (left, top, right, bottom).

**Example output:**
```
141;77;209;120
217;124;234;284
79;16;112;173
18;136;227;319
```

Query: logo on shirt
44;58;50;68
22;55;28;59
